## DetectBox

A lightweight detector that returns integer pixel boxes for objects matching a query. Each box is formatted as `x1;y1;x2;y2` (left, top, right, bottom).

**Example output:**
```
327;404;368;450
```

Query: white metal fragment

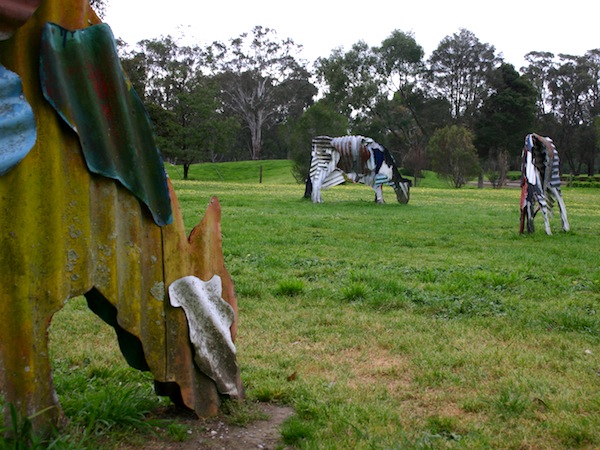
169;275;242;397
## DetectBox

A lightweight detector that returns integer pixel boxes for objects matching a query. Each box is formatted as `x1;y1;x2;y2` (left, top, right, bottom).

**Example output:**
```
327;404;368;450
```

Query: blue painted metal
0;64;36;176
40;22;173;226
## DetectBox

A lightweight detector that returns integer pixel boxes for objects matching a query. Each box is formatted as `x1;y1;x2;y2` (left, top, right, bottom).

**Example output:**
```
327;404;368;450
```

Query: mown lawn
14;160;599;449
171;161;600;448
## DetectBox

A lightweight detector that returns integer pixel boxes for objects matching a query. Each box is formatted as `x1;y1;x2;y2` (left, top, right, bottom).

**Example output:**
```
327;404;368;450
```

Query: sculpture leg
0;293;62;437
549;187;570;232
373;185;384;204
311;177;322;203
534;181;552;235
539;202;552;235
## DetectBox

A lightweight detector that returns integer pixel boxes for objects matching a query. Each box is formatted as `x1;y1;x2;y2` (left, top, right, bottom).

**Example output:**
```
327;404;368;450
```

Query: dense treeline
116;26;600;183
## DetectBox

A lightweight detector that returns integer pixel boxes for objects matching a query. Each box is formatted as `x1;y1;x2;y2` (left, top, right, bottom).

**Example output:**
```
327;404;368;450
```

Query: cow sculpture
0;0;242;435
305;135;411;204
520;133;569;235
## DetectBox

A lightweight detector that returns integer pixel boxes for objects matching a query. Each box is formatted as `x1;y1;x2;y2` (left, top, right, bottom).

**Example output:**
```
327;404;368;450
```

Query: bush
428;125;481;188
570;181;600;188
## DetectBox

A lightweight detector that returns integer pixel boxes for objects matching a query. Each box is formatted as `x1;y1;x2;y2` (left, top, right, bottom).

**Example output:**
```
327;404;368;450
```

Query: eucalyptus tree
475;63;537;184
547;51;600;174
371;31;426;146
314;30;457;181
136;36;199;110
522;51;557;118
315;41;381;121
372;30;452;178
428;29;501;127
117;39;148;100
207;26;316;160
122;36;239;177
376;30;425;106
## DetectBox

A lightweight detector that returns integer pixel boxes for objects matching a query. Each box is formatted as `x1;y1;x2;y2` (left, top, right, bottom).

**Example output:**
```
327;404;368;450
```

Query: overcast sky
104;0;596;70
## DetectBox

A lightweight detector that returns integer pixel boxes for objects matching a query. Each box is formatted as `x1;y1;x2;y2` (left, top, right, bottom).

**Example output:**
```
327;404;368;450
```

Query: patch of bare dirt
120;403;295;450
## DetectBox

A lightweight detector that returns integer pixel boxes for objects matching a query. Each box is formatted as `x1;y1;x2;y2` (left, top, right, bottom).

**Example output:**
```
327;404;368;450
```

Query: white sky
104;0;597;70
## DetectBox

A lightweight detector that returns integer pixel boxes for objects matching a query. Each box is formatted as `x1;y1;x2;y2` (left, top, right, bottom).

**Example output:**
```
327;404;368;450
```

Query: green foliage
286;101;349;183
219;400;269;427
428;29;500;125
164;422;190;442
274;279;305;297
475;63;537;161
209;26;317;160
570;181;600;188
0;404;51;450
280;415;315;445
315;42;380;120
121;36;241;173
341;282;369;302
428;125;481;187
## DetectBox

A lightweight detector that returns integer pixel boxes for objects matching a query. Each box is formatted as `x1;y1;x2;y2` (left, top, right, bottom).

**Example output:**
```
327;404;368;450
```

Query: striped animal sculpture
305;135;411;204
0;0;242;435
520;133;570;235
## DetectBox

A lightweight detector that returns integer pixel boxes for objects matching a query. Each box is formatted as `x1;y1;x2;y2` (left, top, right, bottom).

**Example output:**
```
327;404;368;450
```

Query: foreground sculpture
305;135;411;204
520;133;570;234
0;0;242;435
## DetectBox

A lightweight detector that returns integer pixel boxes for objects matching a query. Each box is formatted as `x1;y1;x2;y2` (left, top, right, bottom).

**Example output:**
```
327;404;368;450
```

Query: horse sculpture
520;133;569;235
0;0;242;435
305;135;411;204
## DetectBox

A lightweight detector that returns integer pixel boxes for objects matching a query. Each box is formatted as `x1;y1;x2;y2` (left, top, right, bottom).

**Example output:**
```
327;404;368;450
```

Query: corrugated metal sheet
0;0;42;39
0;64;36;175
0;0;239;433
40;22;172;227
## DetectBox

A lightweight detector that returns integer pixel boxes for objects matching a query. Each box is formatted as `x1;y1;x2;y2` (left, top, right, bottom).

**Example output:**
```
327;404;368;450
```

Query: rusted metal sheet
0;0;42;39
40;22;172;227
0;0;240;434
0;64;36;175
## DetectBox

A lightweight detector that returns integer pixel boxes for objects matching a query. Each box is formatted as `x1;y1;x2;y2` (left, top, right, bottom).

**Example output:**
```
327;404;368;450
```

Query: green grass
166;159;297;184
7;160;598;449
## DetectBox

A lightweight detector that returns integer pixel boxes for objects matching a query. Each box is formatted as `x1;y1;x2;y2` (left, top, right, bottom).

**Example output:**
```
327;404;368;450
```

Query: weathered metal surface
306;135;411;204
0;0;42;39
0;0;240;435
0;64;36;175
519;133;569;235
40;22;172;227
169;275;243;398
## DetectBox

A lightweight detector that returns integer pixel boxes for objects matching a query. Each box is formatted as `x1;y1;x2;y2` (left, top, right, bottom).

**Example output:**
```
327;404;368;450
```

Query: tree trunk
183;163;190;180
250;120;262;160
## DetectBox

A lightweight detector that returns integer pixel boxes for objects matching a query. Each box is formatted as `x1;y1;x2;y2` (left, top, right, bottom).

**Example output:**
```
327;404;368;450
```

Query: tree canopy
116;26;599;179
207;26;316;160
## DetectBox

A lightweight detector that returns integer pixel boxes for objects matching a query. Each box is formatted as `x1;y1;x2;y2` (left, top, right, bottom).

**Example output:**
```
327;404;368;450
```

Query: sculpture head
383;148;411;204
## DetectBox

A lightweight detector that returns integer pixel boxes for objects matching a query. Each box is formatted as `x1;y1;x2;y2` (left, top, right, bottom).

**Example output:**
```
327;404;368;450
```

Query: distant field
166;160;455;189
166;160;298;185
40;160;599;449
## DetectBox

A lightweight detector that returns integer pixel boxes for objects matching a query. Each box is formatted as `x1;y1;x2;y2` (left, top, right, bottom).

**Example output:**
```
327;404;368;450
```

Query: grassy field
5;160;599;448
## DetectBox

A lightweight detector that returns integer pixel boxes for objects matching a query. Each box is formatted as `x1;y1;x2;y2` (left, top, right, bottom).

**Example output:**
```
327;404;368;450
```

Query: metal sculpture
0;0;242;435
305;135;411;204
520;133;570;234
